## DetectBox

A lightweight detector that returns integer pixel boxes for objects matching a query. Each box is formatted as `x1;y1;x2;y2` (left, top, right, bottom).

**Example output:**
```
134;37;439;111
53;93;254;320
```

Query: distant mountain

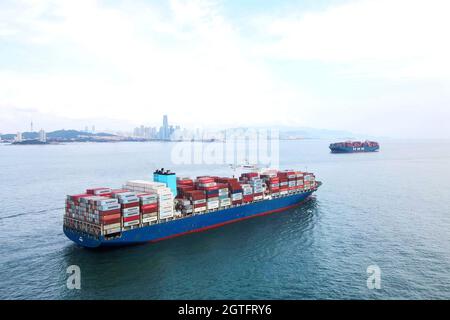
1;132;39;140
1;129;117;141
46;130;91;139
223;126;362;140
277;127;358;140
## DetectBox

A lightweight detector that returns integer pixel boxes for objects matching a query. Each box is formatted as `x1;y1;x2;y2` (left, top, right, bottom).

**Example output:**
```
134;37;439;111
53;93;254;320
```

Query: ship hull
64;191;314;248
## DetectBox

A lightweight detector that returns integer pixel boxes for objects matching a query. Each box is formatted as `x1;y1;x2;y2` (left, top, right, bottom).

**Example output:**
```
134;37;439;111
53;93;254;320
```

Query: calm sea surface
0;139;449;299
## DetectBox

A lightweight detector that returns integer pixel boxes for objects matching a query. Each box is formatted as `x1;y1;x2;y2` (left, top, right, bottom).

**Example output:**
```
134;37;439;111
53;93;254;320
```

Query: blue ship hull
330;145;379;153
64;191;315;248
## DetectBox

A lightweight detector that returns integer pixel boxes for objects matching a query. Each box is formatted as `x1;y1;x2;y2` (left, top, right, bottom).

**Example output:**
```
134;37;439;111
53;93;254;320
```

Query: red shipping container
177;185;195;194
102;218;121;225
141;204;158;214
101;213;121;223
142;208;158;215
123;215;140;223
177;179;194;186
137;192;156;197
121;202;140;209
86;187;111;195
69;194;90;201
241;172;259;179
111;189;130;197
141;203;157;210
201;186;219;192
99;209;121;216
197;177;215;184
185;190;206;200
232;200;243;205
243;195;254;203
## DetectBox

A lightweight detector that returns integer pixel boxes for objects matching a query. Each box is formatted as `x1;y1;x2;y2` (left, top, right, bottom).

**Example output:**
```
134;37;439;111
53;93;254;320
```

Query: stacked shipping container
64;169;316;237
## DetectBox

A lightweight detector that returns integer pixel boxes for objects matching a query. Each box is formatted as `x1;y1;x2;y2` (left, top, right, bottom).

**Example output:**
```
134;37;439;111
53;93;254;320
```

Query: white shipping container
194;207;206;213
159;211;174;219
123;211;140;219
126;180;165;188
159;206;174;213
197;182;216;188
98;204;121;211
253;195;263;201
118;198;140;205
123;220;140;227
151;188;172;194
220;198;231;206
141;199;158;205
159;194;173;201
142;216;158;223
207;200;219;207
103;223;121;230
115;191;137;198
159;201;173;207
142;212;157;219
231;193;243;200
122;207;139;215
95;199;119;206
138;194;158;201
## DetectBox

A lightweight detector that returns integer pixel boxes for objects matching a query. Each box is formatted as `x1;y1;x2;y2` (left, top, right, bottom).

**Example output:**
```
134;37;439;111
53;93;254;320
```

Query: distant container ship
329;141;379;153
64;168;321;248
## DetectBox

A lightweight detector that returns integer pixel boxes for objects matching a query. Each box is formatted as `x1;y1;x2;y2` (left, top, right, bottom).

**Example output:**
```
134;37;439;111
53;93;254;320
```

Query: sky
0;0;449;138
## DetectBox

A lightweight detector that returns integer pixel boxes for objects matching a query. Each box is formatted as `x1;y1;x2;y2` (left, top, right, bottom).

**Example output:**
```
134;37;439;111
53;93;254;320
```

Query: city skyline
133;114;180;140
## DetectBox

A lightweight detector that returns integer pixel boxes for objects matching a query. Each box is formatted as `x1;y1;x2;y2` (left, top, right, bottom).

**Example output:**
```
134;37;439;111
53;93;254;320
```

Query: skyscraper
163;115;169;140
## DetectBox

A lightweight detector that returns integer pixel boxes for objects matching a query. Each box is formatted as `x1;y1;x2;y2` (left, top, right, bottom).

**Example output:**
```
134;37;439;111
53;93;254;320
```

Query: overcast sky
0;0;449;138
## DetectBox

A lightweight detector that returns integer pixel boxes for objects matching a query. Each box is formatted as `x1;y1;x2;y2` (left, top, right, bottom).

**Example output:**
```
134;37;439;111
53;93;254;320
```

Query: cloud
0;0;449;138
257;0;450;80
0;0;317;130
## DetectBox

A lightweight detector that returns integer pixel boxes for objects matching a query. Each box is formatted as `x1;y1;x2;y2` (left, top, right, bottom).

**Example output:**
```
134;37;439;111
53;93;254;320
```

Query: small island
12;140;51;145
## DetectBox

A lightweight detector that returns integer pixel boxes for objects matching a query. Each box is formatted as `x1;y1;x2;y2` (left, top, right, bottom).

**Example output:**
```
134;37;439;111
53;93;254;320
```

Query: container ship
329;141;379;153
63;168;321;248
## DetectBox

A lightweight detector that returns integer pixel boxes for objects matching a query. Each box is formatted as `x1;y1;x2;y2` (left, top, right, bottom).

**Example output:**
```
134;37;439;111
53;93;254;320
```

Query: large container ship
63;168;321;248
329;141;379;153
